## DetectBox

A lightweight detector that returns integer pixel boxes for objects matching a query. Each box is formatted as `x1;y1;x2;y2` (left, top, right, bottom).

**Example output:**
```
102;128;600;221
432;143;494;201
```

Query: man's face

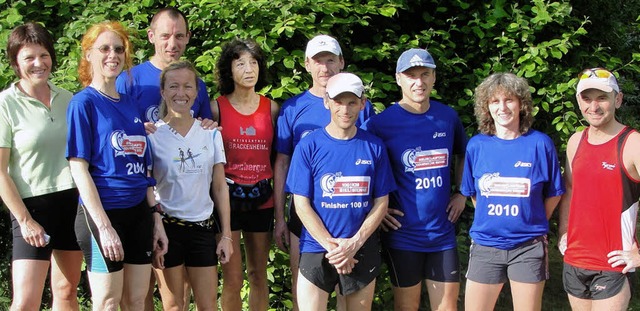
396;66;436;105
577;88;622;128
325;92;364;130
148;13;190;68
305;52;344;88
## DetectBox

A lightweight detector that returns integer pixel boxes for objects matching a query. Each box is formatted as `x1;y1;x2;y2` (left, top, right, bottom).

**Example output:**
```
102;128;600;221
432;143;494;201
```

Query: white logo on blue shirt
355;159;372;165
320;172;371;198
514;161;532;168
110;130;147;157
433;132;446;139
146;105;159;123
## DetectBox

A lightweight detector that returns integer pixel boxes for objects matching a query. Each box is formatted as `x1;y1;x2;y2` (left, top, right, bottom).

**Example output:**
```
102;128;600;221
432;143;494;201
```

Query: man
273;34;373;310
362;48;467;310
286;72;395;310
558;67;640;311
116;7;212;123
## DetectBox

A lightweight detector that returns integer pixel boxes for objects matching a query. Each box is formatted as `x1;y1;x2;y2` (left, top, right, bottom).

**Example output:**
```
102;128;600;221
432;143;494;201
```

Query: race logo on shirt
145;105;159;123
173;147;204;174
402;147;449;172
320;172;371;198
478;173;530;198
110;130;146;157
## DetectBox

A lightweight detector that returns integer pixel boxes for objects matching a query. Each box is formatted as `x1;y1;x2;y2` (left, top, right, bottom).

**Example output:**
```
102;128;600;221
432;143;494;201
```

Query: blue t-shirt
116;61;212;122
460;130;565;250
362;101;467;252
66;87;151;209
287;128;396;253
276;90;374;156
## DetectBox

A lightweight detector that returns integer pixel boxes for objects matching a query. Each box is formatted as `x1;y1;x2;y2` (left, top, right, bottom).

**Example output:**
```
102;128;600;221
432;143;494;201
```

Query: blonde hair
78;21;133;87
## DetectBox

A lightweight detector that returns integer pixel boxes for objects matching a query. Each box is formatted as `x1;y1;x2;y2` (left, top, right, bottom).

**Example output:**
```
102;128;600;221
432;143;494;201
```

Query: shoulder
431;100;461;118
624;130;640;155
0;83;18;105
281;91;310;109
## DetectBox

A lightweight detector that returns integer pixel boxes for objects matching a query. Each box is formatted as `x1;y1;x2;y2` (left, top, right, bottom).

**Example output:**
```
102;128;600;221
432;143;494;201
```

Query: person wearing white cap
558;67;640;310
362;48;467;310
273;34;374;310
286;72;395;311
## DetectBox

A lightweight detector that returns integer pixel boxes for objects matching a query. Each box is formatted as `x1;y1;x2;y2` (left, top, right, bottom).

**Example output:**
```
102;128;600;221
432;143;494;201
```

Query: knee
11;298;40;311
51;278;78;301
246;268;267;286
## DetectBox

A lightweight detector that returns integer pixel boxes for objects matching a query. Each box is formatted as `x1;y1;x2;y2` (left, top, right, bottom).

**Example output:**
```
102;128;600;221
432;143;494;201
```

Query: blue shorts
384;247;460;287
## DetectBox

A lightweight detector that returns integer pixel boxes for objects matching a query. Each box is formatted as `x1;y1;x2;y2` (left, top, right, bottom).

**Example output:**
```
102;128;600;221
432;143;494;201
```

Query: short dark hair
7;22;57;78
216;38;267;95
150;7;189;33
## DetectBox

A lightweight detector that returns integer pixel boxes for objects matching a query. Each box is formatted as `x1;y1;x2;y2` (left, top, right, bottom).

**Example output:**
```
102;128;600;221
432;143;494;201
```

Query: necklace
90;84;120;102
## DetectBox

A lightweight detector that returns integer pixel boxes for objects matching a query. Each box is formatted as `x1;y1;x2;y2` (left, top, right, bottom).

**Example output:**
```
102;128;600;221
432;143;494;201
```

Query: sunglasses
578;68;613;80
93;45;125;54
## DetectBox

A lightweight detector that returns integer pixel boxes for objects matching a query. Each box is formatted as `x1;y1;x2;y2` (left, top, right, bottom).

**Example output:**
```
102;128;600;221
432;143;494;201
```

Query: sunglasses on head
93;45;125;54
578;67;613;80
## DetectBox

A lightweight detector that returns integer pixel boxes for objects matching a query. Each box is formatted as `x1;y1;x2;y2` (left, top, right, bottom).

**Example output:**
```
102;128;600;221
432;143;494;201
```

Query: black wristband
150;203;163;214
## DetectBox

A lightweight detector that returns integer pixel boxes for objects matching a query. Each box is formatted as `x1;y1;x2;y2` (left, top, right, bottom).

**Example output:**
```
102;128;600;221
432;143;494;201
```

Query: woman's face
231;51;259;89
88;31;125;83
161;68;197;116
16;43;52;86
488;91;521;133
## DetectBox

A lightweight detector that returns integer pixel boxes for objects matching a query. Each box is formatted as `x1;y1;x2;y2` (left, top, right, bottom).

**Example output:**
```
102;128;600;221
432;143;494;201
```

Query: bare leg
391;283;421;311
296;270;329;311
155;265;187;311
87;269;124;311
244;231;271;311
219;231;243;311
290;233;301;311
510;280;544;311
186;265;219;311
10;259;49;311
121;264;153;311
50;250;83;311
464;280;503;311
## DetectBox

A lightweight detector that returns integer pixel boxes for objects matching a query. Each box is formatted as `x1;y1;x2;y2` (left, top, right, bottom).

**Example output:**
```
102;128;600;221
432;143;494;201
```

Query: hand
198;118;221;131
152;250;165;269
274;219;290;252
380;208;403;232
607;249;640;274
217;238;233;264
144;122;157;134
446;193;466;222
19;218;48;247
335;257;359;275
99;226;124;262
558;233;567;255
152;215;168;257
325;236;361;268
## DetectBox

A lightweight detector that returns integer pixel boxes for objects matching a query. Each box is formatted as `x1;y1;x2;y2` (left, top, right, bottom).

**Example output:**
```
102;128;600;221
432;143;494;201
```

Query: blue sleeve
542;135;565;198
276;102;294;155
460;140;476;197
453;113;467;156
115;71;130;95
66;96;93;161
195;80;213;119
373;142;396;198
356;99;375;127
286;142;312;197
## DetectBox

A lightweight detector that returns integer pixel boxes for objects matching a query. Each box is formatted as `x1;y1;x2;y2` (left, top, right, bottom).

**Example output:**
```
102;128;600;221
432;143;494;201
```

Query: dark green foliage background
0;0;638;309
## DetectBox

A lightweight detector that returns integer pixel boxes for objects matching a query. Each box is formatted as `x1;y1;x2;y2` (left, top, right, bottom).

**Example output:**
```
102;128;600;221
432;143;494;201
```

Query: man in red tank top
558;67;640;310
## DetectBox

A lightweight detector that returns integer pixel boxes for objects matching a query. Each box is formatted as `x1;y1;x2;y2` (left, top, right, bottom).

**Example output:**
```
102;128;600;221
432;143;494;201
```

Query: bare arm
293;194;334;251
0;148;48;247
212;163;233;263
544;196;562;220
69;157;124;262
447;154;467;222
557;132;580;254
273;153;291;251
146;173;168;269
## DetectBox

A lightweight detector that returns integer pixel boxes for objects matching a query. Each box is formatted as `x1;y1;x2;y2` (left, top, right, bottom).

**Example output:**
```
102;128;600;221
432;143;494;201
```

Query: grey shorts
563;262;633;300
299;234;380;296
466;235;548;284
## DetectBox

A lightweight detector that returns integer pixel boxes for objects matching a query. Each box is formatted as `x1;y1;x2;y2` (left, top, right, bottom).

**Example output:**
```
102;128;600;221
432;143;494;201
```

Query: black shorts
214;207;274;233
163;221;218;268
299;234;381;296
563;262;634;300
11;189;80;261
286;195;302;238
384;247;460;287
75;200;153;273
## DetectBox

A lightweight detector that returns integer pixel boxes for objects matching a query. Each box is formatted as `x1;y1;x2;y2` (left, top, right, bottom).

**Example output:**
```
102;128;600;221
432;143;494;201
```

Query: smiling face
488;91;521;134
305;52;344;88
325;92;364;131
16;43;52;87
577;88;622;128
148;13;190;69
396;66;436;105
87;31;125;84
161;67;197;116
231;51;259;90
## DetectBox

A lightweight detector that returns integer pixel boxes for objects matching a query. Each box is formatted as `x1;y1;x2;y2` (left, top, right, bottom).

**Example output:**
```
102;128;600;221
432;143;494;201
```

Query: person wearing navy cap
362;48;467;310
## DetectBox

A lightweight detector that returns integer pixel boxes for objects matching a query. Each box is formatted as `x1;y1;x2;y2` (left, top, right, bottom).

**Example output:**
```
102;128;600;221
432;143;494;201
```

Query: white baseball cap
326;73;364;98
576;68;620;94
305;35;342;58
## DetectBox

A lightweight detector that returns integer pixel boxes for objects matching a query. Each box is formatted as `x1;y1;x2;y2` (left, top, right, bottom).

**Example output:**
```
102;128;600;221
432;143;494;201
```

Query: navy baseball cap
396;48;436;73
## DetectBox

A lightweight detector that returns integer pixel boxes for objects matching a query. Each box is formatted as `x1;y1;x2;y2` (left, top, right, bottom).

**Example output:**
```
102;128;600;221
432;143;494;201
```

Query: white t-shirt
148;119;226;221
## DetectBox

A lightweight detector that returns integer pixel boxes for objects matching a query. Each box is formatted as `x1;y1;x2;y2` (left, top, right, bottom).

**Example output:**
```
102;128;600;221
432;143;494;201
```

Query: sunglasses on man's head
578;67;613;80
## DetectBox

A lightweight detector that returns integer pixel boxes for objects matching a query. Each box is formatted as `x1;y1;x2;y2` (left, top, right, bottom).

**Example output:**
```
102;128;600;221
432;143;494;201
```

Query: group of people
1;6;639;311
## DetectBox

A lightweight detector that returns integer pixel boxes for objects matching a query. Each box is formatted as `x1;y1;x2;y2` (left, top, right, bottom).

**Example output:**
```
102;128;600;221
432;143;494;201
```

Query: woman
211;38;279;311
0;22;83;311
460;72;565;311
148;60;233;311
66;21;167;310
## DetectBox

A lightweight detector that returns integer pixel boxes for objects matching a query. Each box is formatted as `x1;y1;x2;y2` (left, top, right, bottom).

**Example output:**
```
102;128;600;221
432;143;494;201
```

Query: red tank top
565;127;640;271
